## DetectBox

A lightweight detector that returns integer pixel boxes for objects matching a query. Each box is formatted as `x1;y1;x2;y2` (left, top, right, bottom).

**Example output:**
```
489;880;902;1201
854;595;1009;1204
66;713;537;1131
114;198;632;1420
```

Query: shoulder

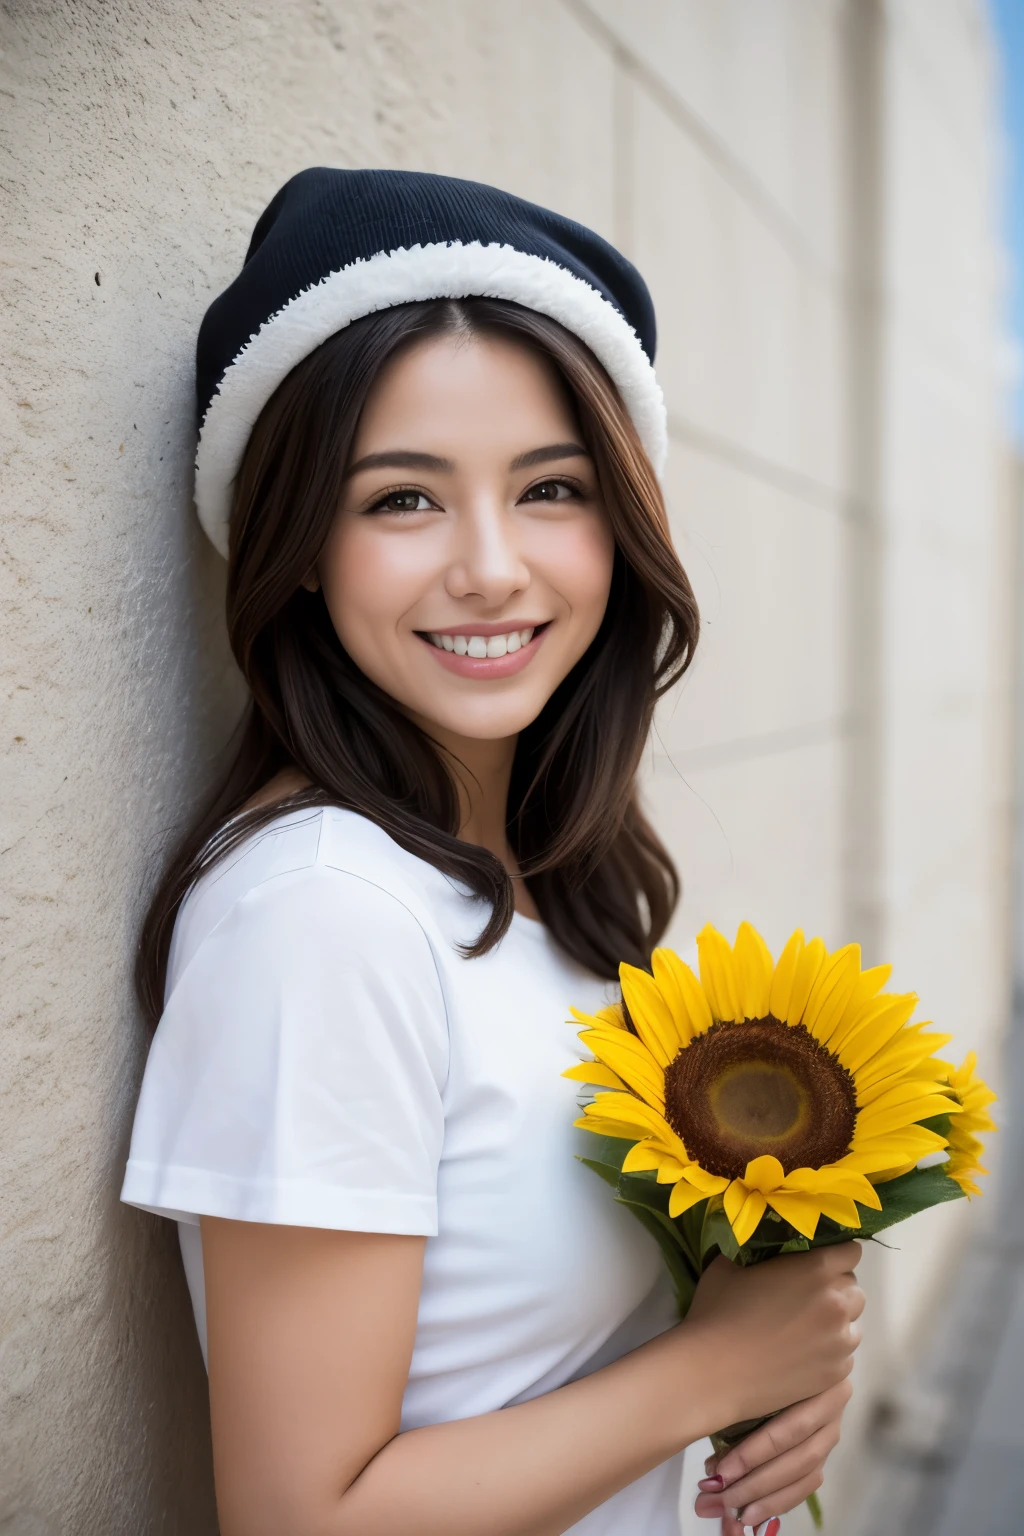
168;805;451;1002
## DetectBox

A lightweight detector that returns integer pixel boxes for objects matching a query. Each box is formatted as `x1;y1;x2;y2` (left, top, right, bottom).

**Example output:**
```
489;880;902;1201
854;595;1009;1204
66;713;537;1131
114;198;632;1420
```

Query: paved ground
850;1020;1024;1536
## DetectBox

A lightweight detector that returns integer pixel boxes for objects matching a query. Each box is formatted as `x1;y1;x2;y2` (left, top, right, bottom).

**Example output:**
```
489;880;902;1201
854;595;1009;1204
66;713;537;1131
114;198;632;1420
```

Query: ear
300;570;320;593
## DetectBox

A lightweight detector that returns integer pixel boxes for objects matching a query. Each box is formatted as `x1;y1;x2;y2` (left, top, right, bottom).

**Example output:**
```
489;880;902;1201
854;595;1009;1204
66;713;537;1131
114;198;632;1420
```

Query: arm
203;1218;863;1536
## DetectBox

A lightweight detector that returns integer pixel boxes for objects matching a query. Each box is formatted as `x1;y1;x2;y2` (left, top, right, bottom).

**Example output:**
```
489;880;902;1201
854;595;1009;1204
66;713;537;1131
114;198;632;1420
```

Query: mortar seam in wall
667;415;865;521
650;714;852;775
557;0;832;286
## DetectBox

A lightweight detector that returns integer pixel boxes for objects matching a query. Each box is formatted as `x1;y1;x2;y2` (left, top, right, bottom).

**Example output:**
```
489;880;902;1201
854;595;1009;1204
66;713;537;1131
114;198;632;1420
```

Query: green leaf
614;1196;699;1314
576;1134;632;1174
578;1156;624;1192
700;1198;740;1263
855;1162;965;1235
676;1200;709;1273
918;1112;954;1138
780;1236;811;1254
617;1168;672;1211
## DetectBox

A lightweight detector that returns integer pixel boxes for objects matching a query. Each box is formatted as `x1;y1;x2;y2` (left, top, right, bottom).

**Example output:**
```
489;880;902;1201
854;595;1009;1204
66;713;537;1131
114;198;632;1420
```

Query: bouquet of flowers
566;922;996;1532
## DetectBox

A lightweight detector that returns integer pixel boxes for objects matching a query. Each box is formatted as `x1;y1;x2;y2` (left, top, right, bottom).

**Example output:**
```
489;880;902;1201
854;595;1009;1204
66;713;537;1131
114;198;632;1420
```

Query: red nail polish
698;1475;724;1491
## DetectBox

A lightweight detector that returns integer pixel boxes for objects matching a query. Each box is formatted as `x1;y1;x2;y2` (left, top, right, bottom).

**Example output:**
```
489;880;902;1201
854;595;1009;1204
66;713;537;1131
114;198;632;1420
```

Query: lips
417;622;550;678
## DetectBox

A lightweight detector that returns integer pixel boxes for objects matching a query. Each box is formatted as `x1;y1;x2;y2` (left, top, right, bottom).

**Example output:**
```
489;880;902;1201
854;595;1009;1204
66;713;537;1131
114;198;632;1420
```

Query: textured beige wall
0;3;1011;1534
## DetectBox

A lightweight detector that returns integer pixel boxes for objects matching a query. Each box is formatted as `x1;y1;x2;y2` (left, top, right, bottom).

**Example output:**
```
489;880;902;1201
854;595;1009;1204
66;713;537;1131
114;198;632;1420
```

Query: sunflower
938;1051;996;1197
566;923;960;1246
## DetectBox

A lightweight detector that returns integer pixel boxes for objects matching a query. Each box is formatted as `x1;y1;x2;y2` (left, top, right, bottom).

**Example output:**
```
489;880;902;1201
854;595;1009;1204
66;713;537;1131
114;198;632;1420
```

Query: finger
720;1513;745;1536
699;1422;837;1513
710;1381;851;1485
817;1239;862;1273
847;1284;866;1323
739;1468;826;1529
834;1271;866;1316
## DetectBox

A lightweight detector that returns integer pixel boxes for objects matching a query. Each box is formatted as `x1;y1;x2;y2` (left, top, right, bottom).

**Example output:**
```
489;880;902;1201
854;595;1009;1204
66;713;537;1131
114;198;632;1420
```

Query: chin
428;701;549;741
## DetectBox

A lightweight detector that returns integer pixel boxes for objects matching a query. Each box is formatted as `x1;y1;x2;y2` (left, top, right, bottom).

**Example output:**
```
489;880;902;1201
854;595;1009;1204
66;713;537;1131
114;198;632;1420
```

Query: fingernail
752;1519;782;1536
698;1475;724;1491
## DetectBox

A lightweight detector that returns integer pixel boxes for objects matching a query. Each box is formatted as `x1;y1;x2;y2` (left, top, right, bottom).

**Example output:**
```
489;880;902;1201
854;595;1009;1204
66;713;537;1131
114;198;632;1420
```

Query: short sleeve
121;866;449;1235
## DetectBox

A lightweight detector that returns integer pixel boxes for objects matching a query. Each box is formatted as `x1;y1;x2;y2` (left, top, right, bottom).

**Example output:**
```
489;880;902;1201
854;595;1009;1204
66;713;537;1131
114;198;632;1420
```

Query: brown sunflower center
663;1017;858;1179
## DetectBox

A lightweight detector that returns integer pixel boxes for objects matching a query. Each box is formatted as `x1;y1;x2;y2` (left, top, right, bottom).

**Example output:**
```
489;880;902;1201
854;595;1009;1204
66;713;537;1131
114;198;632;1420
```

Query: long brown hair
136;298;699;1024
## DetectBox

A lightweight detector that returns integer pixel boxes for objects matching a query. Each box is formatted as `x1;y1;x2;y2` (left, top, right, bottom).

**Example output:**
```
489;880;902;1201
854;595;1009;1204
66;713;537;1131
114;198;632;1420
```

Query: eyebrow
509;442;590;471
344;441;591;478
345;450;455;477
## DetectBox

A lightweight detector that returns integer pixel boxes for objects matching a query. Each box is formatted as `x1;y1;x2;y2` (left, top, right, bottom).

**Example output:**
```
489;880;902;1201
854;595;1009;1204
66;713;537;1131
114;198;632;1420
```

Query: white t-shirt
122;806;683;1534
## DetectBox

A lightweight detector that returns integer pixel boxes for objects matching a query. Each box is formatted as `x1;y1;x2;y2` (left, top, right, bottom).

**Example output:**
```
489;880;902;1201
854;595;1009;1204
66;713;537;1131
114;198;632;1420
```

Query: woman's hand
693;1378;853;1533
683;1241;864;1429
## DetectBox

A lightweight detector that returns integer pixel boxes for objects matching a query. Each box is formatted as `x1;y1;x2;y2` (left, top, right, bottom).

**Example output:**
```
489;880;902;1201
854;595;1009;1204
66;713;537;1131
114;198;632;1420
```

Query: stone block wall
1;3;1011;1531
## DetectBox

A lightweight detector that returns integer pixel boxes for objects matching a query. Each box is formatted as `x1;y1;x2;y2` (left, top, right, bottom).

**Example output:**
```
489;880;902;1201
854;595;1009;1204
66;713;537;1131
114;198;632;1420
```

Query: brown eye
369;490;433;515
522;479;577;503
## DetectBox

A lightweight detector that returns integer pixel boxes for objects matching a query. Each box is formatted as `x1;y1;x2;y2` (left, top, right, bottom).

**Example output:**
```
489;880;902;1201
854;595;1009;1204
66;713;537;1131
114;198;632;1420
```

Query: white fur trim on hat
194;240;667;557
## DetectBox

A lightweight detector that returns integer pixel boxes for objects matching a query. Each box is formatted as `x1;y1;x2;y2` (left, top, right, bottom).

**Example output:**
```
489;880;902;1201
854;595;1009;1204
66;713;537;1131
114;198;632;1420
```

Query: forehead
352;331;578;451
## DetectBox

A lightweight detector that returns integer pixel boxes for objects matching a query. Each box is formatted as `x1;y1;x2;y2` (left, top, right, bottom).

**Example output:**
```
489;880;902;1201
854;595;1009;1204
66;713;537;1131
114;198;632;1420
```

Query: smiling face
315;330;616;752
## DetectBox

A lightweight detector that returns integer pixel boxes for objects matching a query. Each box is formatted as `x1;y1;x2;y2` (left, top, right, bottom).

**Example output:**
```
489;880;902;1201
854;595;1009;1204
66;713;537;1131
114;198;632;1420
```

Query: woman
123;169;862;1536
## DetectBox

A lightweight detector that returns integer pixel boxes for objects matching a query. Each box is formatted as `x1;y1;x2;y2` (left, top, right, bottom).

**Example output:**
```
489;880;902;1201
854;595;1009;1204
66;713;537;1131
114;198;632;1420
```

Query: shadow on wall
106;1208;218;1535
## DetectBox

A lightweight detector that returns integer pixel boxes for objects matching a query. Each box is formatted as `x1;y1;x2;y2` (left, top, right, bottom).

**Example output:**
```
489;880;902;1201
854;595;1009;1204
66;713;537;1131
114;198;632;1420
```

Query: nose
444;497;531;607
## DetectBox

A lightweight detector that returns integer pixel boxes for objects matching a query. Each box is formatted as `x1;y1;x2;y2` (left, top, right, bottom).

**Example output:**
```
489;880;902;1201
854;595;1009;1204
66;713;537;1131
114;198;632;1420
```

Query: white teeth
429;626;540;656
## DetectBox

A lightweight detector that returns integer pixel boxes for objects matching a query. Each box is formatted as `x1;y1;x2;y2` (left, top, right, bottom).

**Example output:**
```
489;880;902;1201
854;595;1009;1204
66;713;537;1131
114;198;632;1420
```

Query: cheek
543;515;616;632
321;522;427;651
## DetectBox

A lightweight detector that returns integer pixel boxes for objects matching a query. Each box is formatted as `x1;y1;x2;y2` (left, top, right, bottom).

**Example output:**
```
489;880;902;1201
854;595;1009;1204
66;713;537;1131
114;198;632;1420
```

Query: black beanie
194;167;666;556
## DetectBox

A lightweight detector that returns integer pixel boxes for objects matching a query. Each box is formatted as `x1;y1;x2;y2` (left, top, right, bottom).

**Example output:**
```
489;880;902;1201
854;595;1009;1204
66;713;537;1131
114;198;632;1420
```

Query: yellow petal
826;964;893;1052
680;1164;731;1196
854;1030;954;1098
621;1139;664;1173
669;1179;710;1218
729;1186;769;1245
813;1194;863;1229
697;924;743;1023
784;936;827;1026
742;1155;787;1194
803;945;862;1043
854;1095;960;1142
569;1004;617;1033
733;922;774;1019
836;994;919;1074
580;1092;664;1130
843;1124;948;1169
562;1062;625;1090
651;948;714;1042
581;1032;666;1112
870;1160;920;1183
782;1166;881;1210
769;930;804;1021
723;1180;747;1230
594;1003;628;1030
619;964;683;1067
656;1156;688;1184
574;1114;651;1140
854;1079;959;1131
764;1191;822;1239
